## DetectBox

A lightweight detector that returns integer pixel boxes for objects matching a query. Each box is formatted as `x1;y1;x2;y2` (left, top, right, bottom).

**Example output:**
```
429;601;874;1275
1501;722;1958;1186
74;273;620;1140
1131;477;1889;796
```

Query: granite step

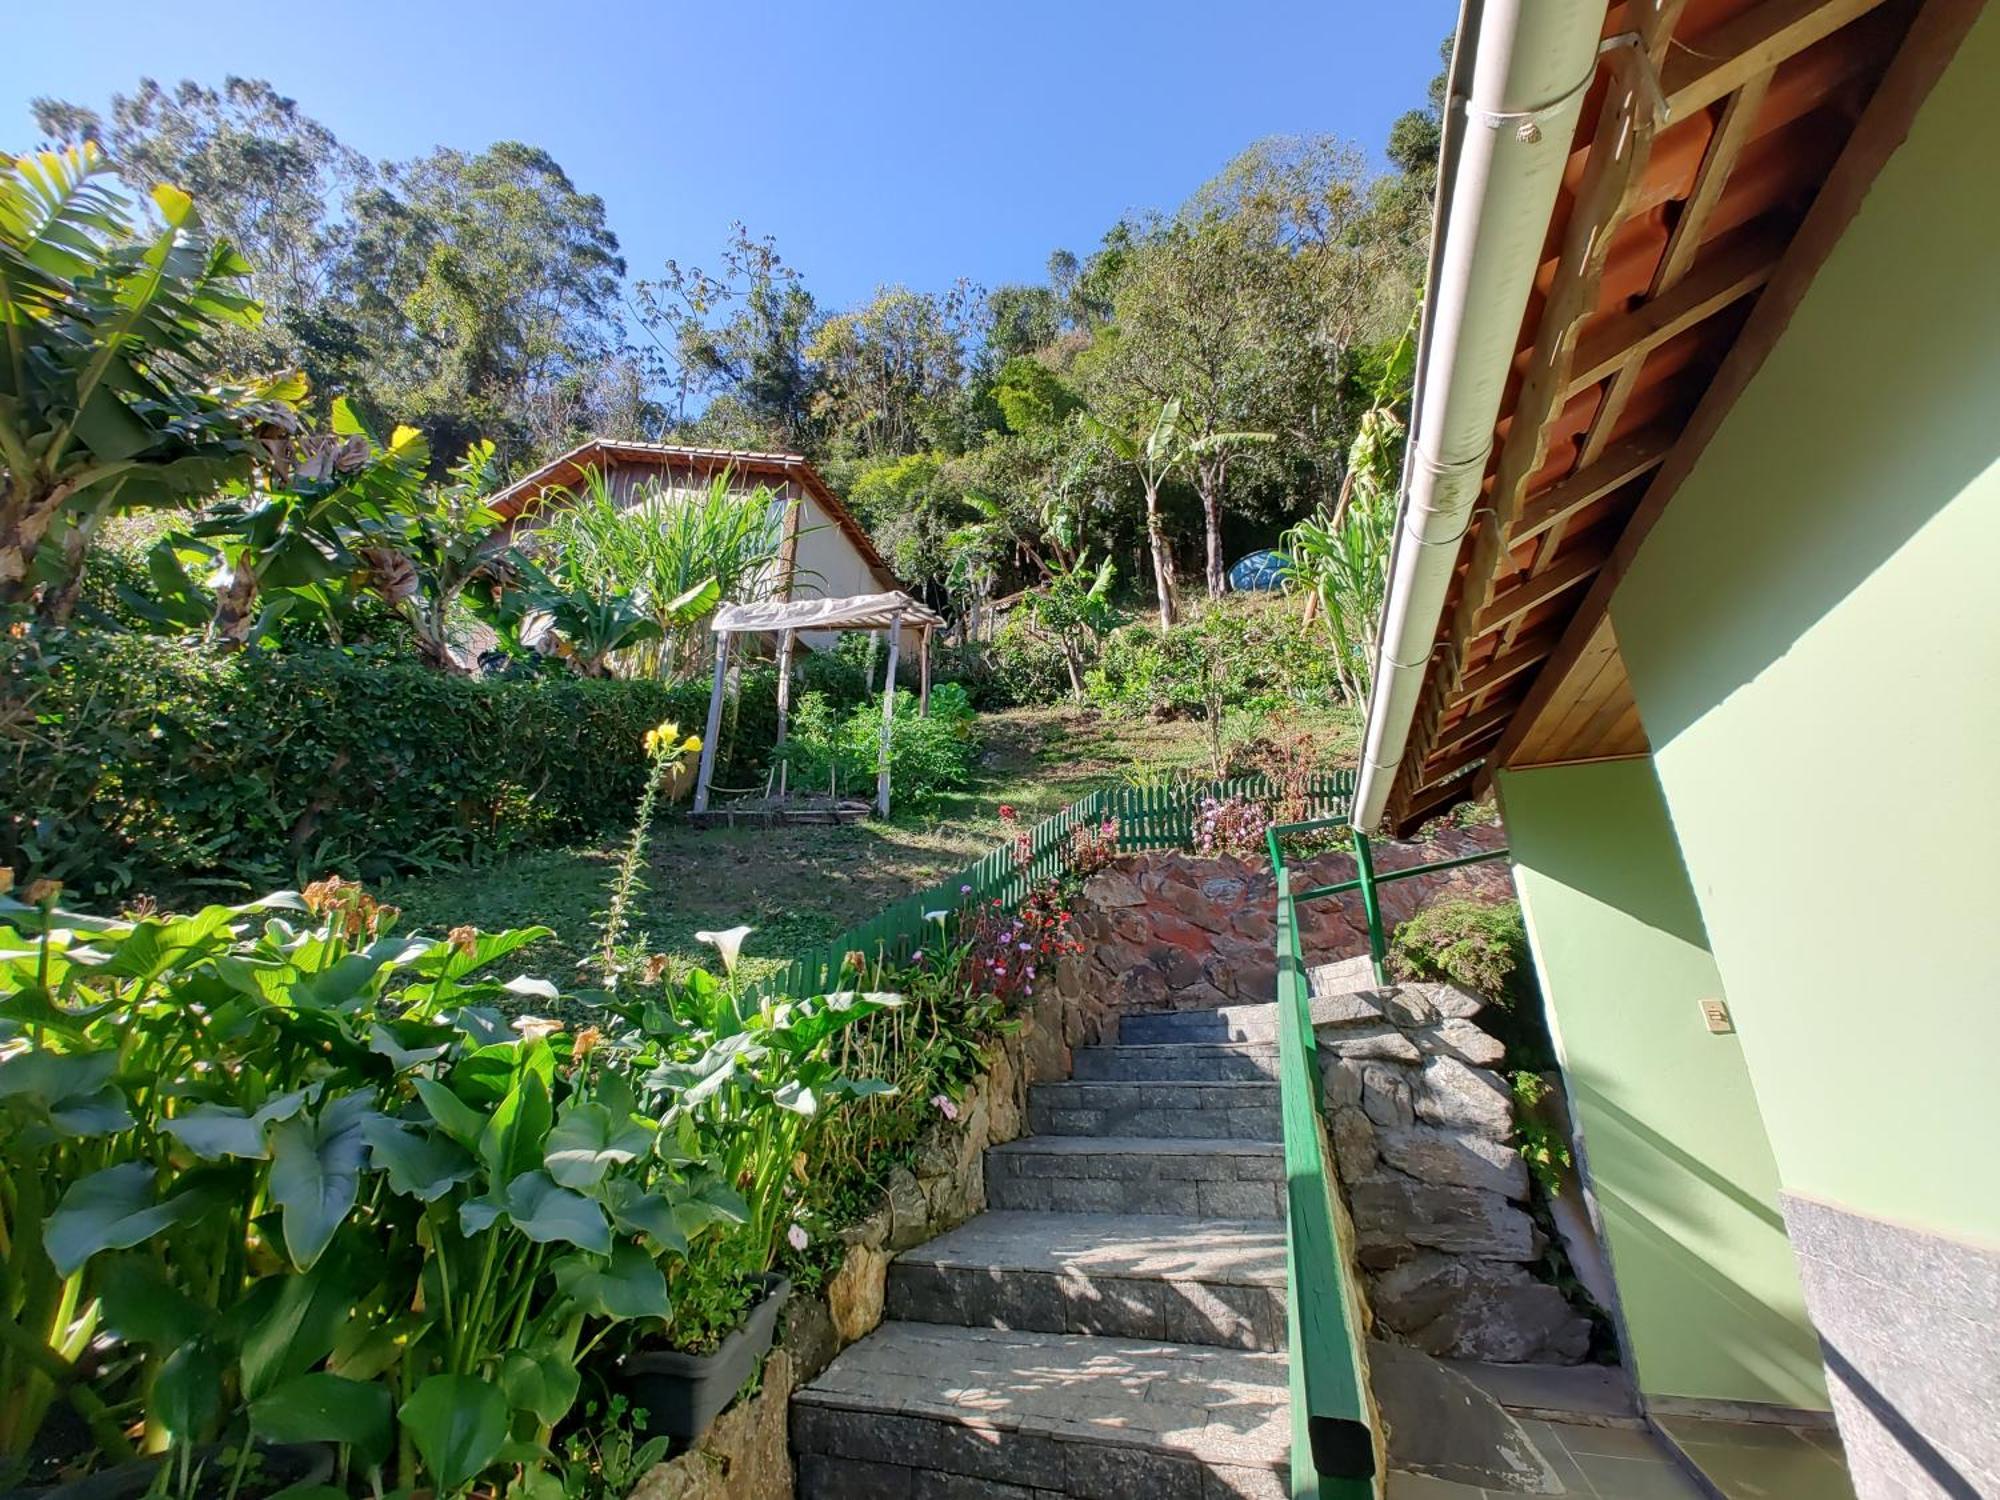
792;1320;1291;1500
1070;1041;1281;1083
1118;1006;1280;1046
1027;1079;1281;1139
984;1135;1286;1218
887;1210;1288;1350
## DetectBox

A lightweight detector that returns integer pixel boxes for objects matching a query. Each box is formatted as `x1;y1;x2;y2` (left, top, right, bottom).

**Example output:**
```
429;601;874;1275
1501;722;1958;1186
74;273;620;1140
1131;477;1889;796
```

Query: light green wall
1609;8;2000;1244
1498;760;1828;1409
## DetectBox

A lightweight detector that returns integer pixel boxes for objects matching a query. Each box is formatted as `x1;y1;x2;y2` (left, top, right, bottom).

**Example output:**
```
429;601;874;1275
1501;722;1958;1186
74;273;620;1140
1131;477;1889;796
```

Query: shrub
1389;898;1535;1009
1190;793;1272;859
1085;599;1348;720
0;632;779;901
0;881;894;1493
775;685;977;808
951;618;1072;708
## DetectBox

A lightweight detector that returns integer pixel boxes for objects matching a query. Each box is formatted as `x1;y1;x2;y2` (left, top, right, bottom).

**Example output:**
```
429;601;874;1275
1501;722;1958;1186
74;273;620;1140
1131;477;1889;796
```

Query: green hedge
1;633;778;900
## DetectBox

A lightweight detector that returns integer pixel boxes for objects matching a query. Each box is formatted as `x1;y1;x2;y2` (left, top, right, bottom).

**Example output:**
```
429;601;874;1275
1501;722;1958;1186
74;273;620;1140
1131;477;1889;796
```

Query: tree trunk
1199;455;1229;599
1143;482;1176;631
0;486;67;609
36;501;110;627
1061;636;1085;700
1202;486;1226;598
211;557;259;647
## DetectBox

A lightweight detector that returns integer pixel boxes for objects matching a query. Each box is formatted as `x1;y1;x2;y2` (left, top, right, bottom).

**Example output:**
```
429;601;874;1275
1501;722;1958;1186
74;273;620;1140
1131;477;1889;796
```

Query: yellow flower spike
682;734;703;753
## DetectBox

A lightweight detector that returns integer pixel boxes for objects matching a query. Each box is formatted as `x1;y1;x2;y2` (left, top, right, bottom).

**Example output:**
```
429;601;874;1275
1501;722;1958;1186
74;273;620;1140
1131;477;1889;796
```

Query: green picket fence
761;768;1355;998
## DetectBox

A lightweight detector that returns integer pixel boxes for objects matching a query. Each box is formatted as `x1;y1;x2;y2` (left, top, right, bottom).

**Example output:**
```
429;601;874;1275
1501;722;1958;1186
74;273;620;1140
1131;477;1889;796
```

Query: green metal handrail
1268;816;1514;1494
1272;849;1378;1498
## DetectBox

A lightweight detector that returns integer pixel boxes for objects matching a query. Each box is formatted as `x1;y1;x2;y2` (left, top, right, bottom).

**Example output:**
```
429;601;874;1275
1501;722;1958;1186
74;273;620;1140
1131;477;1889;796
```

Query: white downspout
1352;0;1608;829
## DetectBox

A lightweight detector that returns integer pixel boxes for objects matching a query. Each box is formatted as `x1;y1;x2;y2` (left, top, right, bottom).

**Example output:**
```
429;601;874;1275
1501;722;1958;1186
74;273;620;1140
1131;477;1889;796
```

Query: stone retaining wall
629;983;1106;1499
1313;973;1590;1365
1059;823;1511;1014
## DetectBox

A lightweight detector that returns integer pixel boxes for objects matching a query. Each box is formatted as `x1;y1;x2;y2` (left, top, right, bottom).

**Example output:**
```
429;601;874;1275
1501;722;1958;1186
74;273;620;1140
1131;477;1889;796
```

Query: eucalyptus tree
0;144;301;614
29;77;370;376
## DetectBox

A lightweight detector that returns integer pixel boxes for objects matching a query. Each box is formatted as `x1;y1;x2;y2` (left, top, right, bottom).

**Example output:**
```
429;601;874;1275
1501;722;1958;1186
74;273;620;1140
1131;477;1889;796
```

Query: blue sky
1;0;1453;312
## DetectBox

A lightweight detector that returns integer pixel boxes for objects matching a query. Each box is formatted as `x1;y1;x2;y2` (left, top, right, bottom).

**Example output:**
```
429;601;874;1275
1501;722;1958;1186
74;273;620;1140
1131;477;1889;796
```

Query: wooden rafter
1430;699;1517;759
1564;229;1784;395
1661;0;1893;120
1385;0;1930;828
1573;69;1774;470
1475;0;1985;800
1459;628;1561;701
1509;426;1676;544
1392;35;1665;821
1474;549;1602;635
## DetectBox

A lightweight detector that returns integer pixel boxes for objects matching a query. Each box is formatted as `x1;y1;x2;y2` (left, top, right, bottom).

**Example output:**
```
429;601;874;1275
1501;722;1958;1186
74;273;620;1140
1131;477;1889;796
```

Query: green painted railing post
1350;827;1388;987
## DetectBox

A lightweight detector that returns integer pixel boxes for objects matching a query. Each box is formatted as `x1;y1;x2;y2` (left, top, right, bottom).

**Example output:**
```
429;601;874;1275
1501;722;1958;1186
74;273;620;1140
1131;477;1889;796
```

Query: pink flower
912;949;925;964
787;1223;809;1252
931;1093;959;1121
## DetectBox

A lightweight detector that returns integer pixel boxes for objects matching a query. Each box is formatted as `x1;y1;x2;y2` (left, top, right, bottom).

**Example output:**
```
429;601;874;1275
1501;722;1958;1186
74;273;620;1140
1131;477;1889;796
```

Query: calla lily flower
695;924;754;975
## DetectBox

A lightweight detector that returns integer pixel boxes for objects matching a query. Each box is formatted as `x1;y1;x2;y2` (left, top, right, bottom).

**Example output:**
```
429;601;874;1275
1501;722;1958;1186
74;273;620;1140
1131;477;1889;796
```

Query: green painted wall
1498;759;1828;1408
1609;8;2000;1244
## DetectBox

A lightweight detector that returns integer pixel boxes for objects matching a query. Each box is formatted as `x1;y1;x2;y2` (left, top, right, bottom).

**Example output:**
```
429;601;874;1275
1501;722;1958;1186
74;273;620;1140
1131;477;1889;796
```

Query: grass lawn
381;701;1357;986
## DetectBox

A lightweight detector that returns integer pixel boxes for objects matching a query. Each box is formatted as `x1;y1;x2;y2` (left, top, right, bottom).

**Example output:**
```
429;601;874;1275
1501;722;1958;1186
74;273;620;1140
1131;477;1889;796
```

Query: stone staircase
792;1006;1297;1499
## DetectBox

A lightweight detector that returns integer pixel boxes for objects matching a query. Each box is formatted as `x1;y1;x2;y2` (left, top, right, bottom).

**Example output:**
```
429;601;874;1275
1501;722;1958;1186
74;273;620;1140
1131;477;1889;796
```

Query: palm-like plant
1083;399;1189;630
1281;320;1415;704
0;143;301;613
533;468;789;679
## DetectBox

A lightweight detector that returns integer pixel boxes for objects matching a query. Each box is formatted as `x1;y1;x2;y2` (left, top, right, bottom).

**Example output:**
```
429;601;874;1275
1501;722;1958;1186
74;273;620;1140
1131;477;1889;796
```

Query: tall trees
338;143;628;466
30;77;368;376
28;82;634;470
806;283;977;459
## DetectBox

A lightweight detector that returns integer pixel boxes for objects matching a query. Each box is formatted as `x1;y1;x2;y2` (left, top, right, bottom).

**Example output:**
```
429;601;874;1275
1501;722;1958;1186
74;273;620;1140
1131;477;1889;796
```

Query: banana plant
0;143;302;615
1280;318;1415;705
1026;552;1118;699
1082;399;1189;629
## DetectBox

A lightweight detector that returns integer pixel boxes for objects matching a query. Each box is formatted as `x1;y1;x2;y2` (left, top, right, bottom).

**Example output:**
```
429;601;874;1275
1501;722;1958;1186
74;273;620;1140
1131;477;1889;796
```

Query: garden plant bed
686;796;872;829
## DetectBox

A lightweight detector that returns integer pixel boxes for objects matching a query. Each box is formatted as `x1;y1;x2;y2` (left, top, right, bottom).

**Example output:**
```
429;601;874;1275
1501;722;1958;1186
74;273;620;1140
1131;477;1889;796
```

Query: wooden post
775;628;795;745
919;624;931;718
877;612;903;818
692;631;731;814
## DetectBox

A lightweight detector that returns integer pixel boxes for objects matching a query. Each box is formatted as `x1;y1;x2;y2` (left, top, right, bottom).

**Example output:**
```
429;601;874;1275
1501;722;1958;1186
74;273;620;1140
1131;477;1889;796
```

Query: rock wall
1057;829;1590;1366
1313;974;1590;1365
629;984;1105;1498
1061;823;1511;1014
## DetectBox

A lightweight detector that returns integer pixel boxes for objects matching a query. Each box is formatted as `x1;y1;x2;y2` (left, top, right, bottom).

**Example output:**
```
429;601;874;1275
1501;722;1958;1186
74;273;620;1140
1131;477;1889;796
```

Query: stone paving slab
1070;1042;1280;1083
897;1212;1288;1285
794;1321;1290;1499
1028;1080;1280;1140
888;1212;1288;1350
985;1137;1285;1217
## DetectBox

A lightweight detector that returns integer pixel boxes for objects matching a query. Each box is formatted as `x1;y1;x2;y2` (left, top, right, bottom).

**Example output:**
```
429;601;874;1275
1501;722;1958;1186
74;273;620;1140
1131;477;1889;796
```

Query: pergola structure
690;590;946;819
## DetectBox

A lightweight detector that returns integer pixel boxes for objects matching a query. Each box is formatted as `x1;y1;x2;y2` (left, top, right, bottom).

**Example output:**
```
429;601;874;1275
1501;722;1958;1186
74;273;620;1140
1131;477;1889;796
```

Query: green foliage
774;686;977;807
1510;1070;1574;1199
0;632;778;900
973;617;1073;708
0;143;303;614
1281;318;1415;704
1388;898;1535;1010
0;880;890;1493
530;469;786;679
1084;598;1345;720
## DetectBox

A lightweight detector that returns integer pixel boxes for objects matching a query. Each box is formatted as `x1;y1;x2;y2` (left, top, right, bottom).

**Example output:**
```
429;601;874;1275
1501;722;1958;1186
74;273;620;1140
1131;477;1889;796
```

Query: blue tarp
1228;549;1291;591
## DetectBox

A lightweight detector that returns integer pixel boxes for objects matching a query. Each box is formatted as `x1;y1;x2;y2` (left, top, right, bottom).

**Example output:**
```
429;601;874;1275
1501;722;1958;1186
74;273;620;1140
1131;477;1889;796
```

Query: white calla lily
694;924;755;975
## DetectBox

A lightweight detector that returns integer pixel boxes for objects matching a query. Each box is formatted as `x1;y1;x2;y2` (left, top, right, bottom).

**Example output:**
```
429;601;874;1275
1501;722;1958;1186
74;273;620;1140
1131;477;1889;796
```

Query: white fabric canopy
711;590;944;635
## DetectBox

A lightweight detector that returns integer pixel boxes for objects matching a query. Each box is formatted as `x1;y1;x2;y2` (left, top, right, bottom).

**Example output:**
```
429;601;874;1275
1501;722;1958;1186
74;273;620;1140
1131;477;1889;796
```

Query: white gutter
1352;0;1608;829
